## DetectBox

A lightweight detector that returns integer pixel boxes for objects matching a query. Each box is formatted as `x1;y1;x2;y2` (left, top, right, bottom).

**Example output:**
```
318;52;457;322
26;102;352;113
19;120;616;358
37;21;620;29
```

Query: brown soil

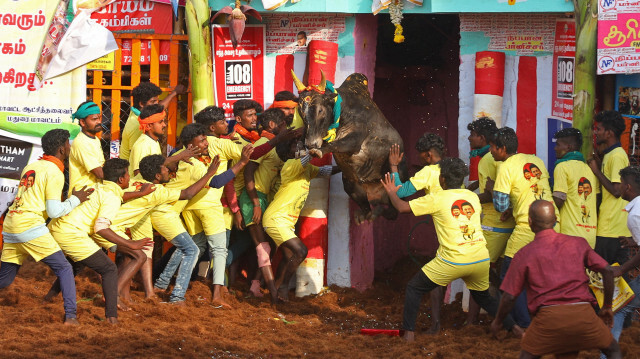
0;258;638;359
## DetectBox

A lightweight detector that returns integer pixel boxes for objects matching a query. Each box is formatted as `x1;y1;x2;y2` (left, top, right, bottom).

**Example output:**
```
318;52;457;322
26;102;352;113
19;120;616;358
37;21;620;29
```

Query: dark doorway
372;14;460;272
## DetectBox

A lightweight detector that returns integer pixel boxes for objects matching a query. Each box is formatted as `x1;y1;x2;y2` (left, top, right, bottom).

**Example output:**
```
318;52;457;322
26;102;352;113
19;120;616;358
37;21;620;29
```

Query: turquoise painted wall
209;0;573;13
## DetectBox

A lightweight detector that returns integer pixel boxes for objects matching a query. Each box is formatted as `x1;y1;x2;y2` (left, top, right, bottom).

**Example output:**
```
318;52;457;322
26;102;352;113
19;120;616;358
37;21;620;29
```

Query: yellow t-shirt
493;153;554;257
553;160;599;247
4;160;64;234
252;136;284;195
232;135;252;196
50;181;123;236
166;150;209;213
109;179;181;234
68;131;105;196
185;136;241;211
128;134;161;177
263;159;319;229
597;147;631;237
478;152;515;230
119;110;142;161
409;164;442;194
409;188;489;265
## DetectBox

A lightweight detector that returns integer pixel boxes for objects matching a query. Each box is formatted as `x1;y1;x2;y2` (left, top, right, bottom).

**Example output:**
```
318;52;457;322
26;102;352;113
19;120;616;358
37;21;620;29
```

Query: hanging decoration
389;0;404;43
212;0;262;48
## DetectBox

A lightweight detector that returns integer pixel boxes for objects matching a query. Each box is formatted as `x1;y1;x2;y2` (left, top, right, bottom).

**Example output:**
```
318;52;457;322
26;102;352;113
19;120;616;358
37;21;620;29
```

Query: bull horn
317;70;326;93
291;70;306;92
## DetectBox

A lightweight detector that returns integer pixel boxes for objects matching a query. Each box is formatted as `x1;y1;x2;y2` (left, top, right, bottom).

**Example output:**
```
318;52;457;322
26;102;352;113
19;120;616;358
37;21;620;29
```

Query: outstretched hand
599;307;614;328
381;172;401;195
179;145;199;165
72;185;94;203
137;183;156;196
207;155;221;174
241;144;254;164
389;144;404;167
128;238;154;251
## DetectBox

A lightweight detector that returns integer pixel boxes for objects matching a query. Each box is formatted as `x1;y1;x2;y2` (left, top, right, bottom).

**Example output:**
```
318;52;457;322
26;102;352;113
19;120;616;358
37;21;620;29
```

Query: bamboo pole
186;0;214;114
573;0;598;157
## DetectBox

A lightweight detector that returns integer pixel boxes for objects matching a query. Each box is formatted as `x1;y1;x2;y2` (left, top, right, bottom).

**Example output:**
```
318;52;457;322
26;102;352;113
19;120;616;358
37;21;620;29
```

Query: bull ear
291;70;306;92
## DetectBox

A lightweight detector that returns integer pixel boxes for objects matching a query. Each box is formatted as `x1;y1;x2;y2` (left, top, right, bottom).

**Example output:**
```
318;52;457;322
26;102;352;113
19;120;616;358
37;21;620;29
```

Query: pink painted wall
348;202;375;291
354;14;378;96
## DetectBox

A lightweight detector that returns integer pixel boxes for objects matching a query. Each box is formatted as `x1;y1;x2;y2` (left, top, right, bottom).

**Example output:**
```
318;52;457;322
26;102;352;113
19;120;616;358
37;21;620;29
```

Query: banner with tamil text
597;0;640;74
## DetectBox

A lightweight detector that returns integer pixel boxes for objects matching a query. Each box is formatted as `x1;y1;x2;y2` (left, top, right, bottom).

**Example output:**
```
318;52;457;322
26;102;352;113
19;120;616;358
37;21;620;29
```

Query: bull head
291;70;337;150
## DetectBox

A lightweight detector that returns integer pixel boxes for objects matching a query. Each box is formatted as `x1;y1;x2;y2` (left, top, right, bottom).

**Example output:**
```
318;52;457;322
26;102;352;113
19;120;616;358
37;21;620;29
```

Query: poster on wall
615;74;640;118
459;14;556;55
262;14;347;55
91;0;173;65
597;2;640;74
212;25;265;122
0;0;84;139
0;132;43;216
551;19;575;121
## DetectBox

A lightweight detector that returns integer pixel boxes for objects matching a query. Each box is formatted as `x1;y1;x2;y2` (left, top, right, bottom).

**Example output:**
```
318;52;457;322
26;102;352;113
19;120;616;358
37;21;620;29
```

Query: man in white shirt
609;165;640;349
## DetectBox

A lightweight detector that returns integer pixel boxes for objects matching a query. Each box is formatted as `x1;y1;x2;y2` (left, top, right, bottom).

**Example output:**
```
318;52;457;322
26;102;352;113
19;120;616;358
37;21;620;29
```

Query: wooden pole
572;0;598;158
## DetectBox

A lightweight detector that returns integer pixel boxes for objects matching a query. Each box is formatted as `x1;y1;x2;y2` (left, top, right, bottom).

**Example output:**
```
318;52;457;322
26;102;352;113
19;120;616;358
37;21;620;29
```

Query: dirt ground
0;258;638;359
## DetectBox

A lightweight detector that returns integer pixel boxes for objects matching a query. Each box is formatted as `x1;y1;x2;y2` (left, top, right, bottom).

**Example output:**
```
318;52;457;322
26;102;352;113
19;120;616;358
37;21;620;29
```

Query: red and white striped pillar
474;51;506;126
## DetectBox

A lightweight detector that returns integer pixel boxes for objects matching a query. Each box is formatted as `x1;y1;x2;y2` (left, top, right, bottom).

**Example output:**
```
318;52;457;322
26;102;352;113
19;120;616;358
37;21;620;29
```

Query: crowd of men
0;81;638;358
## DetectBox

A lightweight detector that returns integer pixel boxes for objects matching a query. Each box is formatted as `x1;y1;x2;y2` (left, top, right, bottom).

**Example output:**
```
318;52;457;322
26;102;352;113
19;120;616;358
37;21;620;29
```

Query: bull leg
369;190;399;221
343;177;372;225
309;133;362;158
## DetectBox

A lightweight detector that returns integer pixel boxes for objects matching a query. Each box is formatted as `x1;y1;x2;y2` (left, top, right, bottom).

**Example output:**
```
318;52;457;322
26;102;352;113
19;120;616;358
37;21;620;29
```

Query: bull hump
338;73;370;96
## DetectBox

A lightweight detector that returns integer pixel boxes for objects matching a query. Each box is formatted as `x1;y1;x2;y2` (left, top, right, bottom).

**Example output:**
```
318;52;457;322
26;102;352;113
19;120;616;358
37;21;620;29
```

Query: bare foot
64;317;80;326
117;298;131;312
145;294;159;300
462;317;479;327
42;292;56;304
510;325;525;339
250;280;264;298
426;320;440;334
402;330;415;342
277;286;290;302
106;317;118;324
153;286;166;294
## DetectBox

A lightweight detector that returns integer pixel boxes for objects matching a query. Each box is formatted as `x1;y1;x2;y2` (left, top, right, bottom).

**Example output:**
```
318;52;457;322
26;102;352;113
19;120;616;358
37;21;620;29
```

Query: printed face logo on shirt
578;177;592;223
523;163;544;199
452;199;477;240
9;170;36;214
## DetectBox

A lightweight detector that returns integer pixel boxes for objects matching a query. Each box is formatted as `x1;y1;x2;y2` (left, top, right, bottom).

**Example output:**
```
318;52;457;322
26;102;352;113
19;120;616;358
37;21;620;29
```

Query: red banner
91;0;172;65
212;25;265;122
552;19;575;121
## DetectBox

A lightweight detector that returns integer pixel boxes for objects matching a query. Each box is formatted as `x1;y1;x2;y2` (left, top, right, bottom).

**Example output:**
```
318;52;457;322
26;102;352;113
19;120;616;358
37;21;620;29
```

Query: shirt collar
103;180;125;199
602;142;622;155
131;107;141;116
534;228;557;240
626;195;640;213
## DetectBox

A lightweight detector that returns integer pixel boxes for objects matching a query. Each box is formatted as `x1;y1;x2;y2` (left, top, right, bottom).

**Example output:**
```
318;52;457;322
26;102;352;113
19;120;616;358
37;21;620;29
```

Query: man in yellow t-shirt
46;158;153;322
242;108;287;302
487;127;554;329
103;154;218;303
552;128;599;248
120;82;184;160
1;129;93;325
382;157;521;342
68;101;105;196
230;99;263;197
262;139;337;302
389;133;446;198
589;111;631;264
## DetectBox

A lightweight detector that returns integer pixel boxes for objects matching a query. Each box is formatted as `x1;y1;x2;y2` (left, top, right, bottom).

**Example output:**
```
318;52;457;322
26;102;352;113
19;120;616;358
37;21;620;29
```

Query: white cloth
625;196;640;245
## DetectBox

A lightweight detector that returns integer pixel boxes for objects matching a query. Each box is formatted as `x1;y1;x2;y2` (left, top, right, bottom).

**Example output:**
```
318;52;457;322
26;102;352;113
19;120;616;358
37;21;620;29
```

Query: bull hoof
354;210;375;225
309;148;323;158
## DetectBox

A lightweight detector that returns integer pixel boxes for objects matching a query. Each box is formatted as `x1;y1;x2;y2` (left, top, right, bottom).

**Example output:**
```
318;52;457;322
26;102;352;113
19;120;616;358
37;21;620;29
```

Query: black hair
179;123;207;147
42;129;70;156
438;157;469;189
260;108;286;130
415;133;446;156
467;117;498;142
139;154;165;182
194;106;226;129
594;110;626;139
233;99;261;118
131;82;162;109
139;104;165;120
276;139;295;162
490;127;518;154
297;31;307;37
103;158;129;183
620;166;640;191
274;91;298;102
553;127;583;151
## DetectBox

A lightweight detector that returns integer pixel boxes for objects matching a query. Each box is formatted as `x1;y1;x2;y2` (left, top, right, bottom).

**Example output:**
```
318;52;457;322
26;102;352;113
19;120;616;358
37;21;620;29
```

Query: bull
292;71;407;224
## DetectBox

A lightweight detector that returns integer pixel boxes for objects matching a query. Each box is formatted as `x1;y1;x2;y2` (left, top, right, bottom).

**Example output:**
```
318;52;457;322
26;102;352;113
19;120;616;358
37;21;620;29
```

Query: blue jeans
154;232;200;302
193;231;228;286
1;250;77;319
501;256;531;328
